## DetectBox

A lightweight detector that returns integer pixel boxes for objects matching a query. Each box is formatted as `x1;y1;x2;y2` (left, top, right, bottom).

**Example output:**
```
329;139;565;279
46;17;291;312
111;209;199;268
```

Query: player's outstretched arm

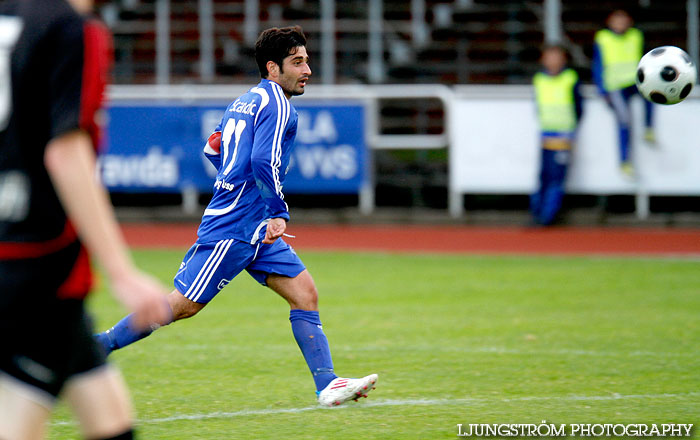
44;130;170;329
591;42;607;97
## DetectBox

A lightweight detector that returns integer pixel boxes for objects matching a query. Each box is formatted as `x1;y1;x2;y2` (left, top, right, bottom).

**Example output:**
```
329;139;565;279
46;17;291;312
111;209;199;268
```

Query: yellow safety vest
594;27;643;91
533;68;579;134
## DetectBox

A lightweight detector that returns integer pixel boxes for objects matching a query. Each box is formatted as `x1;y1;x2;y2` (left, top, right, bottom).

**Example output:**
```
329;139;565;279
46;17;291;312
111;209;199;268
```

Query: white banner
449;87;700;196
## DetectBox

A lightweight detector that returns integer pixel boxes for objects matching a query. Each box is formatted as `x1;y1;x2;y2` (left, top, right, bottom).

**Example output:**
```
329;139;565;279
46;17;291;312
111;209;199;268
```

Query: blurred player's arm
591;43;607;97
574;76;584;122
42;12;169;328
44;130;170;329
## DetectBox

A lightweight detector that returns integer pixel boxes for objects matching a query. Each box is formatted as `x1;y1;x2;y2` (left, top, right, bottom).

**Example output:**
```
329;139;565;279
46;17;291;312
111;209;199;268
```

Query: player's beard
286;79;306;96
278;71;307;96
289;86;305;96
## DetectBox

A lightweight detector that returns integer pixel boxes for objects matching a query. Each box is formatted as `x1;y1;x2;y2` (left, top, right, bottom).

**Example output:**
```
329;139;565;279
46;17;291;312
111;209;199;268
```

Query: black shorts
0;242;106;401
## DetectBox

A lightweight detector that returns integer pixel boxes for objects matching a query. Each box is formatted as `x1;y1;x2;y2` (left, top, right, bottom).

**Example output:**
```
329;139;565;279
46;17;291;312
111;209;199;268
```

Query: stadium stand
95;0;689;85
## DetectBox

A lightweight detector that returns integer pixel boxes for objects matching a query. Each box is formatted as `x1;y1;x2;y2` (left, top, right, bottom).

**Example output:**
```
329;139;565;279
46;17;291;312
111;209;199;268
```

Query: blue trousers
606;85;653;163
531;148;570;226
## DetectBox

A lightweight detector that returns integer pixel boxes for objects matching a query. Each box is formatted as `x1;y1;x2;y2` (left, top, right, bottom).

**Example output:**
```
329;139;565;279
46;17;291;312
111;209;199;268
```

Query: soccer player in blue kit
96;26;377;407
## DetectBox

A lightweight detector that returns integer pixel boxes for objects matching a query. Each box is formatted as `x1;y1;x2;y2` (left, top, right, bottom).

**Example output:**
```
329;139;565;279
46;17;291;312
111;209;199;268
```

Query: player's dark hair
608;9;632;20
255;26;307;78
606;8;634;25
540;43;570;61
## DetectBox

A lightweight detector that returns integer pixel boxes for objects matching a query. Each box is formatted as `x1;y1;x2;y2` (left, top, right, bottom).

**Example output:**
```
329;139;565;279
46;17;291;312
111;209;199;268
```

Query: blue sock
95;310;173;355
289;309;337;392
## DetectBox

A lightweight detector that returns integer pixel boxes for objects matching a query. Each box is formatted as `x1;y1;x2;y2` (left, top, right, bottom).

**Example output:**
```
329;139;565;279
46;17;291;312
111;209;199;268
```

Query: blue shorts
173;238;306;303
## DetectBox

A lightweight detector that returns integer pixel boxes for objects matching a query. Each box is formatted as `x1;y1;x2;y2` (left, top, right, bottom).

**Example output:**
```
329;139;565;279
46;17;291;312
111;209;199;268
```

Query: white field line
399;346;700;358
52;392;700;427
167;344;698;359
309;249;700;261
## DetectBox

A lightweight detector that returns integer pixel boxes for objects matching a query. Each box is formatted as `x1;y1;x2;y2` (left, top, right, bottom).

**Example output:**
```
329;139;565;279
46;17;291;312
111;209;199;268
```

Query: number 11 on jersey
221;118;247;176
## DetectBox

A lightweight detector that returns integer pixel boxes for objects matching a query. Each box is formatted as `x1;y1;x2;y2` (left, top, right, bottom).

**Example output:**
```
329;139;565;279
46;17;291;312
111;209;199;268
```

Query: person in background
593;9;654;178
531;44;583;226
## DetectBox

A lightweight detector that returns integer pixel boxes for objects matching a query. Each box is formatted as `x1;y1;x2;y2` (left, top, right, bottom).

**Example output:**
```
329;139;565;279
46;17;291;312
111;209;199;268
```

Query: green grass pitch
49;249;699;439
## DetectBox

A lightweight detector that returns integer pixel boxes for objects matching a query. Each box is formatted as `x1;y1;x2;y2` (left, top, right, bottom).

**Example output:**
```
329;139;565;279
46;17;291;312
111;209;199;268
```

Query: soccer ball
636;46;697;105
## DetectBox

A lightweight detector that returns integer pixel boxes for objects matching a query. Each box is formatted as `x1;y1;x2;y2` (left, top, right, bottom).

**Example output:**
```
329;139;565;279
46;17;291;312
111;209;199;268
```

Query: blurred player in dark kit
0;0;170;438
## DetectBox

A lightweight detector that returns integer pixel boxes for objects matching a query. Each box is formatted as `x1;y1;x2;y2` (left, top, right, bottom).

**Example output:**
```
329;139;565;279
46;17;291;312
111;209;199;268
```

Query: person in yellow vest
531;45;583;226
593;9;654;177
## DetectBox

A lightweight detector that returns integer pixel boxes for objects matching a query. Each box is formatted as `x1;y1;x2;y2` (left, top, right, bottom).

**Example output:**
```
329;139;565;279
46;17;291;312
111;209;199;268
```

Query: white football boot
317;374;378;407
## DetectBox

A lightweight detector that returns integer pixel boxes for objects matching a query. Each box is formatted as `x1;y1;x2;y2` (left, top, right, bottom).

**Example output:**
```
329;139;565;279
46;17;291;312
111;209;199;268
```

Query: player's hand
263;217;286;244
110;269;172;331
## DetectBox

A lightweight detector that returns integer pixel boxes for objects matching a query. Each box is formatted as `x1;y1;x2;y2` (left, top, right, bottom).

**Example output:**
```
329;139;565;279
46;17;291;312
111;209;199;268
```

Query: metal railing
109;83;700;219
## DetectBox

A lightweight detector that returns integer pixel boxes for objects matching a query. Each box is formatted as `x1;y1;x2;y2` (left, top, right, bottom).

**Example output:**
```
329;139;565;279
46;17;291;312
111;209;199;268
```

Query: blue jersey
197;79;297;245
